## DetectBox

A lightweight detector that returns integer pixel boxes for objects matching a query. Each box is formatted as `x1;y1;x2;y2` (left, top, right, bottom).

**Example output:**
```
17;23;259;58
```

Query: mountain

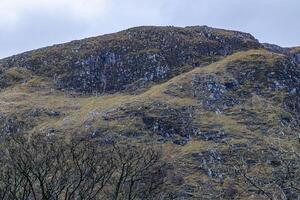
0;26;299;199
0;26;261;94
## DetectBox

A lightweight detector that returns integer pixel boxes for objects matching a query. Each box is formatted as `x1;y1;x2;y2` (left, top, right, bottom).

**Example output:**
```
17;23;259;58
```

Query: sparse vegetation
0;26;299;199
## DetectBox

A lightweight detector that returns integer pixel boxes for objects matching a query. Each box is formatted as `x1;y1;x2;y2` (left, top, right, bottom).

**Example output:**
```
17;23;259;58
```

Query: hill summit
0;26;262;94
0;26;299;199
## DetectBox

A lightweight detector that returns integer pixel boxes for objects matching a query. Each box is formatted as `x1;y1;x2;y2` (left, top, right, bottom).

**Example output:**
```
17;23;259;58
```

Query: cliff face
0;26;299;199
0;26;261;94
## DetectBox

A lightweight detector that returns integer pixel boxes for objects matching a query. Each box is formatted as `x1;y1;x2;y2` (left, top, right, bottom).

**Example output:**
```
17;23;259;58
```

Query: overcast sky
0;0;299;58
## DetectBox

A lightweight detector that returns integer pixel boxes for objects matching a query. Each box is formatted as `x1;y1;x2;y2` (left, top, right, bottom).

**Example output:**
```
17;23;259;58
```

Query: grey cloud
0;0;299;58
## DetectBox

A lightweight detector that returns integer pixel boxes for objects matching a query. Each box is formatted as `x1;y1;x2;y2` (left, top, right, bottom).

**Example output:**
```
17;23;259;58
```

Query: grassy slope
0;49;299;199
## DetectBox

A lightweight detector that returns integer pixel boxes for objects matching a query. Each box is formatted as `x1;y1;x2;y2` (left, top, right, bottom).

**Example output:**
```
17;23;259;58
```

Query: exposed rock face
262;43;288;54
287;47;300;65
0;26;261;94
191;75;240;111
295;53;300;63
0;26;299;199
227;56;300;95
0;114;28;135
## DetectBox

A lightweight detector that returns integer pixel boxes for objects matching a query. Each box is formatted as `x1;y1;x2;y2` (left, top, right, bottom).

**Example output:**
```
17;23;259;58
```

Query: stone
296;53;300;63
173;139;188;146
198;130;228;143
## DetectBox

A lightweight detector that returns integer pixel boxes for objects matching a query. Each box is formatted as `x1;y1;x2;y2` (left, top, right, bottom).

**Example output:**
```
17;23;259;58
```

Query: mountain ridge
0;25;262;94
0;26;299;199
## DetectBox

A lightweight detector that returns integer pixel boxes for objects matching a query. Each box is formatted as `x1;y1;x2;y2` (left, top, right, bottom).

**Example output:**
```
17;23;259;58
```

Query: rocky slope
0;26;261;94
0;26;299;199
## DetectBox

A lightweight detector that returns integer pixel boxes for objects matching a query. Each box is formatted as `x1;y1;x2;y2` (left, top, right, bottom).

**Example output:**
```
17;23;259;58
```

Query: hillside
0;26;261;94
0;26;299;199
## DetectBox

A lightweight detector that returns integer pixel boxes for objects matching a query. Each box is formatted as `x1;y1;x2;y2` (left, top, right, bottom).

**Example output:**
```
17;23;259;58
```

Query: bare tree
0;134;168;200
108;142;167;200
232;145;299;200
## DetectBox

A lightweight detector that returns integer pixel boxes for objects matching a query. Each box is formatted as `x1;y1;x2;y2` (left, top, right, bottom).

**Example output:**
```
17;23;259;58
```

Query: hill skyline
1;0;300;58
0;25;299;199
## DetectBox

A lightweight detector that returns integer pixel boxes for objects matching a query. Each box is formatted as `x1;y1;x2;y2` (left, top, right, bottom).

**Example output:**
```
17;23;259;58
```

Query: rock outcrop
0;26;262;94
0;26;299;199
